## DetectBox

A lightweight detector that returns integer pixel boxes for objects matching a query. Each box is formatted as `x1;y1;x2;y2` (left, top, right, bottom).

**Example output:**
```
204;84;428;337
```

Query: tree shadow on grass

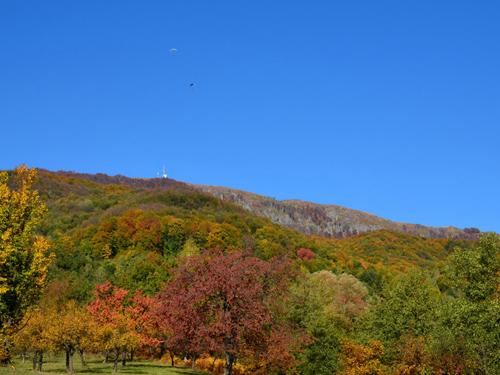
119;364;204;375
13;356;205;375
41;364;204;375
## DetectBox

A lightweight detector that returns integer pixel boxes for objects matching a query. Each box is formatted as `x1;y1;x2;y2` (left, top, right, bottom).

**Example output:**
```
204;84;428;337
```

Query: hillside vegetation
5;168;498;375
30;170;471;299
37;169;481;240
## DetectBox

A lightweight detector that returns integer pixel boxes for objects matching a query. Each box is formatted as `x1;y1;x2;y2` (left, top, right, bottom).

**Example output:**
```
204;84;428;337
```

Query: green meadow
0;356;204;375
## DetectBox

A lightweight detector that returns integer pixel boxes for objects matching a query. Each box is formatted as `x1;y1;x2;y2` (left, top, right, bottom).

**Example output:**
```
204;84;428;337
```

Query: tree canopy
0;165;52;362
158;248;309;375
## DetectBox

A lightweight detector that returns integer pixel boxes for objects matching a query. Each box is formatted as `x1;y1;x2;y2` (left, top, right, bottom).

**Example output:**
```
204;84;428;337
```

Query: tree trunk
21;351;26;363
224;352;235;375
210;356;217;372
78;348;86;368
37;351;43;372
1;316;12;366
103;349;109;363
158;342;166;360
479;343;490;375
67;349;75;374
66;350;70;372
149;346;154;361
121;350;127;367
190;353;198;371
32;352;38;371
129;350;134;362
113;350;119;373
170;351;175;367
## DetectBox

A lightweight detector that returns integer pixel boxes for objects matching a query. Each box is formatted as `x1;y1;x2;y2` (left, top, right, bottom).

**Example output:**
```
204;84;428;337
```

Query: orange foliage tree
391;333;431;375
87;281;142;372
340;339;388;375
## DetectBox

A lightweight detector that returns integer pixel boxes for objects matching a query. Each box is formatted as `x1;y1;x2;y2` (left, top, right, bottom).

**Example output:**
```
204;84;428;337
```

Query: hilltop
37;169;480;241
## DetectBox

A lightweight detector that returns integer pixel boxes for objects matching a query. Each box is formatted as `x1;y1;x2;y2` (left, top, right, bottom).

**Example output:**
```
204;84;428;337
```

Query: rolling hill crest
35;169;480;241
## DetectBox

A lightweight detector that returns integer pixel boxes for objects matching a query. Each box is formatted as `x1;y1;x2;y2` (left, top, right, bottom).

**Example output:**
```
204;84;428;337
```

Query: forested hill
5;167;492;374
23;168;473;298
35;169;481;241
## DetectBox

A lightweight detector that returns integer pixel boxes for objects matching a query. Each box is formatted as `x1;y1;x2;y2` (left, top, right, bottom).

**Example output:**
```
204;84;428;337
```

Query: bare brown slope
190;184;481;240
34;169;480;240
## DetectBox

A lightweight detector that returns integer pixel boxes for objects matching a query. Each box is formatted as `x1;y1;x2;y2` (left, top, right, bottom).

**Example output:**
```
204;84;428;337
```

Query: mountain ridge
34;169;481;241
189;184;480;240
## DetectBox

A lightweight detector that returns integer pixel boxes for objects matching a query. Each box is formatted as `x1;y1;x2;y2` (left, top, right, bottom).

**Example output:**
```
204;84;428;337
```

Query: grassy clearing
0;355;206;375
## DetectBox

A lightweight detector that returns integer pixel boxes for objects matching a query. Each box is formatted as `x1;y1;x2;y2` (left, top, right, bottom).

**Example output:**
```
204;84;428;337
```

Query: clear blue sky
1;1;499;232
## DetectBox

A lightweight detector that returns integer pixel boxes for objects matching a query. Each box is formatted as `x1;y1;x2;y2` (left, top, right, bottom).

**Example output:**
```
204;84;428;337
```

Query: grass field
0;355;206;375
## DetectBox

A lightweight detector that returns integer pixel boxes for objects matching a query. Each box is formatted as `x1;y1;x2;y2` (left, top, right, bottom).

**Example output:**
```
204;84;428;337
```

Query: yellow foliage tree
47;301;95;374
12;308;52;371
0;165;52;362
340;339;388;375
308;271;369;329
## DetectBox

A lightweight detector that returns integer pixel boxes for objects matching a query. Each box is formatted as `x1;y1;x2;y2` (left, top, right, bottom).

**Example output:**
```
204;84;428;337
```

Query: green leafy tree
289;274;342;375
363;268;439;348
309;271;369;329
0;165;52;362
443;233;500;374
290;271;370;374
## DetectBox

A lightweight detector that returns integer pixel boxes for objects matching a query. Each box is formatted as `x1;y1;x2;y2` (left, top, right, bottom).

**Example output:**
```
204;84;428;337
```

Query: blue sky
1;1;499;232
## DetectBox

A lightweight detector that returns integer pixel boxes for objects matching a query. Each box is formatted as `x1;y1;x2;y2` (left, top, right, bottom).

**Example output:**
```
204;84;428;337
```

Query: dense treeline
32;171;471;299
15;235;500;374
4;169;497;374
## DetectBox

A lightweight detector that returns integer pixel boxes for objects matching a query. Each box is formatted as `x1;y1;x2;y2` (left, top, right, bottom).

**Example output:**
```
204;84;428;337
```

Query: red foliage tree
126;290;163;349
87;281;142;372
157;248;309;375
297;247;315;261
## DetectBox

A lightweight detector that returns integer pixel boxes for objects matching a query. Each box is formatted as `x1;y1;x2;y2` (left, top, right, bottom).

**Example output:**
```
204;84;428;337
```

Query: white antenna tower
163;166;167;179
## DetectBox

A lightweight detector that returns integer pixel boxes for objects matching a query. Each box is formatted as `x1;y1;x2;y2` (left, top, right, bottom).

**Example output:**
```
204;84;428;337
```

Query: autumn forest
1;166;499;375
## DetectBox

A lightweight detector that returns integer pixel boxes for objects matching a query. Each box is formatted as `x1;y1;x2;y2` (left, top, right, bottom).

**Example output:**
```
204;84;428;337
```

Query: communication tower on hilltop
163;166;167;179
